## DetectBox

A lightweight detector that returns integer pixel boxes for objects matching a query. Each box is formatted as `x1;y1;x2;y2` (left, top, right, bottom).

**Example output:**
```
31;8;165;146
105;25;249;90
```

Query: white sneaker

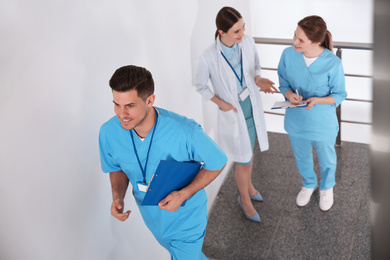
296;186;317;207
319;187;334;211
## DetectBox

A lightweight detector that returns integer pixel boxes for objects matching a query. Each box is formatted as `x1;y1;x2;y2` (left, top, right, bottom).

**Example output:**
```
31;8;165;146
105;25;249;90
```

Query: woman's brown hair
298;15;333;50
215;7;242;40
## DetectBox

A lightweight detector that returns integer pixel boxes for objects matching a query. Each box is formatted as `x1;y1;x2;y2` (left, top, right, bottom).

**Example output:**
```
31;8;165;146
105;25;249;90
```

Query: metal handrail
254;37;373;145
261;67;372;79
254;37;373;50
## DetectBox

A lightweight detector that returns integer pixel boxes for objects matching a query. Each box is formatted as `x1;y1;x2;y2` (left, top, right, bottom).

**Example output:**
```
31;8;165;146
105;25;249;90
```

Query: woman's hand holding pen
255;76;278;94
284;91;335;110
286;90;303;105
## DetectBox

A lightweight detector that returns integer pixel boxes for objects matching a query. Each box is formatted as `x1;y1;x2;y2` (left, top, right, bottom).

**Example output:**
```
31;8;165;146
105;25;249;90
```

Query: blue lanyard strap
221;50;243;86
130;108;158;184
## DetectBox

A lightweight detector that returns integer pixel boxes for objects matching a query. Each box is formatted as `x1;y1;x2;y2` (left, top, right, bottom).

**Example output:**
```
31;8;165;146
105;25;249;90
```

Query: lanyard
130;108;158;184
221;50;243;86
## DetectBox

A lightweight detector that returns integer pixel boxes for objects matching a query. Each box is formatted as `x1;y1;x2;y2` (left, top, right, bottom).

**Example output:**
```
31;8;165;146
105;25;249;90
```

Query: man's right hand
111;198;131;221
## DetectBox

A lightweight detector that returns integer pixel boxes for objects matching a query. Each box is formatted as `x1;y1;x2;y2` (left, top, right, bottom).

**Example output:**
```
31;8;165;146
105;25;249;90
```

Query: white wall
0;1;373;259
251;0;373;144
0;0;249;259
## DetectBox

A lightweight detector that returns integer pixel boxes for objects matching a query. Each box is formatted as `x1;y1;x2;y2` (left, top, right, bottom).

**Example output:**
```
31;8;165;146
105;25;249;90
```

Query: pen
295;88;300;104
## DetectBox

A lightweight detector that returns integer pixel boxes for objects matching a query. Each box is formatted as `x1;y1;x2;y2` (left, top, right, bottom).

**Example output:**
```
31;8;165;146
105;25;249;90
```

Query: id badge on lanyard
131;108;158;193
239;87;250;101
221;49;248;101
137;181;148;192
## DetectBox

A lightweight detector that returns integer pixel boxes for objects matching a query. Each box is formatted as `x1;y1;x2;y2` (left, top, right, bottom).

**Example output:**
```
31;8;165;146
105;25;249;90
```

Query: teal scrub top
99;107;227;242
99;107;227;203
278;46;347;141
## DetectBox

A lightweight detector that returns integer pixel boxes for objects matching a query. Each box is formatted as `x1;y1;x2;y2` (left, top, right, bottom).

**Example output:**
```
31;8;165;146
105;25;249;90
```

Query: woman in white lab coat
194;6;276;222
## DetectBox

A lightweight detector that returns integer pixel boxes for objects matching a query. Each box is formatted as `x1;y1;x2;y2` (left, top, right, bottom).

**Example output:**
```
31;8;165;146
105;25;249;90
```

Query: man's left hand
158;190;187;212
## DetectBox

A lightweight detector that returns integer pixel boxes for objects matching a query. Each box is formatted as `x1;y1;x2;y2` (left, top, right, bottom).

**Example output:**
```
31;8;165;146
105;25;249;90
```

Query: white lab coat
194;35;269;162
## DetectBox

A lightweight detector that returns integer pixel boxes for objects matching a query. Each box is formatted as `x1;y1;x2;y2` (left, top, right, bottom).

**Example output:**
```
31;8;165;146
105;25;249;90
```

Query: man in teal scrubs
99;65;227;259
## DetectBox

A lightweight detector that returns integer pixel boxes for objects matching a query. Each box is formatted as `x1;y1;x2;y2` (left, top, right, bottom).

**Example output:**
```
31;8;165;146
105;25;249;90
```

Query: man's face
113;89;154;131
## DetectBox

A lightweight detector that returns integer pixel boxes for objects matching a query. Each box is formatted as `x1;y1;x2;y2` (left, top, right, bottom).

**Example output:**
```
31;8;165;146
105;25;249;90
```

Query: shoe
250;191;263;202
238;196;261;222
319;187;334;211
296;186;317;207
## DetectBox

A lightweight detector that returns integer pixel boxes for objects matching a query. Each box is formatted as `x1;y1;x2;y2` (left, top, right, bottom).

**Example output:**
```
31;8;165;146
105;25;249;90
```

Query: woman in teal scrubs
277;15;347;211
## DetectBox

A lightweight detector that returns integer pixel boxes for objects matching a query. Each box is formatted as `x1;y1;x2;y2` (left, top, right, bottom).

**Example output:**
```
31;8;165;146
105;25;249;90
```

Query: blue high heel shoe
250;191;263;202
238;196;261;222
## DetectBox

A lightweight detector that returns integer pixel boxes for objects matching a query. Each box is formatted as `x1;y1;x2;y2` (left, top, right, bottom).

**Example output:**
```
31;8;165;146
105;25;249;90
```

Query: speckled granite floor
203;132;370;260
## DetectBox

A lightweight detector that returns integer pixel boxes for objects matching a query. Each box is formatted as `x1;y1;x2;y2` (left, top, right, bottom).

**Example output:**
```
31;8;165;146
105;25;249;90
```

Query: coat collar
216;35;243;55
214;36;245;106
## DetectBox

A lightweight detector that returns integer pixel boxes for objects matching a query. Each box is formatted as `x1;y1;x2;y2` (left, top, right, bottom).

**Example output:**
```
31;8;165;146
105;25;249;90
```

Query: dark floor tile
204;132;370;260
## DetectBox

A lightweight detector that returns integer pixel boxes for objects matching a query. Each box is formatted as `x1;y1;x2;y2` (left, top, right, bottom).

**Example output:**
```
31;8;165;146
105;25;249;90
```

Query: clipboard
271;101;308;109
141;160;202;206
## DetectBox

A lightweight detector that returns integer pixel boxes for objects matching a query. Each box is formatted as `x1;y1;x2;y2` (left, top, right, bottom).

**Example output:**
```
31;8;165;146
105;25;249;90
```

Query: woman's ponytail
322;30;333;50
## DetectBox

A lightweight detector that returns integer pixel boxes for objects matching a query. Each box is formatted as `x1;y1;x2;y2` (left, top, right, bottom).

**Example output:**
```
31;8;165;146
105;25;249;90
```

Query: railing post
336;48;342;146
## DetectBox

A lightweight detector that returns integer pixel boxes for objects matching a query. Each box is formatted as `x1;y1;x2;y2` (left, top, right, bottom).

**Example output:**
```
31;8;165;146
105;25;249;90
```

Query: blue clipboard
271;100;308;109
141;160;202;206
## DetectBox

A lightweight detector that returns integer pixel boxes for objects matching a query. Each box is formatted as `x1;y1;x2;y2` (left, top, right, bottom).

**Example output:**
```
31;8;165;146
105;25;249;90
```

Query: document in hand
271;101;308;109
141;160;202;206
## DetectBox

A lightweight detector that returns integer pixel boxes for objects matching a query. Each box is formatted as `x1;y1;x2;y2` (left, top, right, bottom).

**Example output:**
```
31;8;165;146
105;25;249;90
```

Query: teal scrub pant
160;231;208;260
237;97;257;166
137;190;208;260
288;135;337;190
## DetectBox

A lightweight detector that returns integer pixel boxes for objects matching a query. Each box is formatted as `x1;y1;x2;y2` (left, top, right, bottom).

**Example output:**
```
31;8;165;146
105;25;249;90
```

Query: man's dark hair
109;65;154;100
